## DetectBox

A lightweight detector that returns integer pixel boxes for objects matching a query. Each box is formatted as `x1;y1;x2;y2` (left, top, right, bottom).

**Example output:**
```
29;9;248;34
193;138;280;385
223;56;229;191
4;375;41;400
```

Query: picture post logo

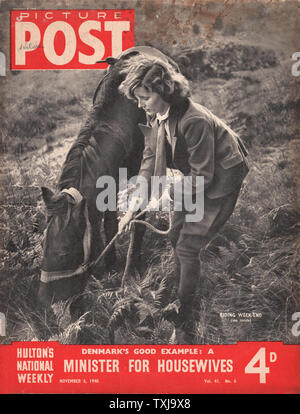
10;9;135;70
0;312;5;336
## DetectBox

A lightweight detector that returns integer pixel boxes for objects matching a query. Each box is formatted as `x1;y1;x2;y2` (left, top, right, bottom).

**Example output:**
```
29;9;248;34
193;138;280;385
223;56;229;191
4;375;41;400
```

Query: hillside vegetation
0;35;299;345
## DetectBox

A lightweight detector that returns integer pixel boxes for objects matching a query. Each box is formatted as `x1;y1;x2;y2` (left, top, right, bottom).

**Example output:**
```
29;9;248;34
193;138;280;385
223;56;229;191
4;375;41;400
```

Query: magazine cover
0;0;299;396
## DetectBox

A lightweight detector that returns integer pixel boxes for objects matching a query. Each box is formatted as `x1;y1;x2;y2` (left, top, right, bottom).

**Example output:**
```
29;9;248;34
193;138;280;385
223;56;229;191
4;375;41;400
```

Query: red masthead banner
0;341;299;394
10;9;135;70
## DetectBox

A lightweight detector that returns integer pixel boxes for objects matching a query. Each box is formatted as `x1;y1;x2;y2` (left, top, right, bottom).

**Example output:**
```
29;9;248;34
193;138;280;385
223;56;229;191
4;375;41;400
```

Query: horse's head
97;46;180;72
93;46;180;111
38;187;91;306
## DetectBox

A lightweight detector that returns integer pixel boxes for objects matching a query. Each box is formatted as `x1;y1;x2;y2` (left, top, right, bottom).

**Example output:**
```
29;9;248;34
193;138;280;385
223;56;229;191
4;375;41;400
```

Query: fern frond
153;276;167;307
108;297;134;328
162;299;181;315
136;301;158;324
169;328;177;344
59;312;90;344
140;269;155;290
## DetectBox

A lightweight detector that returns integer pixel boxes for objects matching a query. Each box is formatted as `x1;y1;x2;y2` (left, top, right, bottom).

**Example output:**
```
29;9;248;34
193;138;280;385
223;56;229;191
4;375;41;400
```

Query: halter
40;188;92;283
40;185;174;284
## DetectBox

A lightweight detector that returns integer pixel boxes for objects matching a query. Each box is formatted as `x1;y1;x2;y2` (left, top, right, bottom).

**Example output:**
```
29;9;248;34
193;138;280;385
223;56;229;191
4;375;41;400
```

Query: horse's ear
96;57;118;66
41;187;54;205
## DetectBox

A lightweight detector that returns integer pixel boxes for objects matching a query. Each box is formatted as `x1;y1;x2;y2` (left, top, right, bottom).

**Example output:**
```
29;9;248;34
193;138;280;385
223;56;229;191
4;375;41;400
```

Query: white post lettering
15;22;41;65
104;21;130;57
79;21;105;64
43;22;76;65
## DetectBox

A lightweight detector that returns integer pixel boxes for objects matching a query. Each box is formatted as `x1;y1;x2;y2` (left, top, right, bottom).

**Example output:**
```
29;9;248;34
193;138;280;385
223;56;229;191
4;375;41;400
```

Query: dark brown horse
38;47;180;316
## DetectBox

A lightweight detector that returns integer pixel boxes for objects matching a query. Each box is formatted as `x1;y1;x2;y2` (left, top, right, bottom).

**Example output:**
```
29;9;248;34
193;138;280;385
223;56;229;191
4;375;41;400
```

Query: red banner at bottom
0;341;299;394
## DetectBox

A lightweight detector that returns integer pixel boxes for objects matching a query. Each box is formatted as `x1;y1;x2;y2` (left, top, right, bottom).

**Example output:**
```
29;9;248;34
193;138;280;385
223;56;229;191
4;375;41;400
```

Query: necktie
158;118;167;137
154;119;167;178
158;117;172;145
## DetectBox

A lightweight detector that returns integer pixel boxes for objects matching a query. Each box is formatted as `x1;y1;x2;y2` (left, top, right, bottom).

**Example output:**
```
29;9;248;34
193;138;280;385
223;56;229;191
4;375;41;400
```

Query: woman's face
133;86;169;116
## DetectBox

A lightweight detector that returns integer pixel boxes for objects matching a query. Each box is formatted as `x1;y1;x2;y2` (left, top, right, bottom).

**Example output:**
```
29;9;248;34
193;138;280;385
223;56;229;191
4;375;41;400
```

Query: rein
90;196;173;271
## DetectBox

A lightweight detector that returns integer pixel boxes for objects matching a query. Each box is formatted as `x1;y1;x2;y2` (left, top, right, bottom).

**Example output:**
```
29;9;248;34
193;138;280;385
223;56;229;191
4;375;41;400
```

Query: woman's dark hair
119;55;190;104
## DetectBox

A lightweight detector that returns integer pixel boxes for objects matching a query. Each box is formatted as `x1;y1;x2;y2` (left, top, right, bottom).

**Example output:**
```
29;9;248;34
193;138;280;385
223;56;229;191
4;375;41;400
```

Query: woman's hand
118;210;135;234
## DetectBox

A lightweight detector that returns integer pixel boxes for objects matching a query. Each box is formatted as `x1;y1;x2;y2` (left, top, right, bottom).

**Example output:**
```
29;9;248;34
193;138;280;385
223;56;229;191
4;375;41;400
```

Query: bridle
40;188;93;283
40;184;173;284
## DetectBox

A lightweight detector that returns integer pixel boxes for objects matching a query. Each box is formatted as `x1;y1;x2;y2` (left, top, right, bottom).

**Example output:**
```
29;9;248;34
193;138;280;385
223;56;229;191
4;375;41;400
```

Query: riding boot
175;258;200;343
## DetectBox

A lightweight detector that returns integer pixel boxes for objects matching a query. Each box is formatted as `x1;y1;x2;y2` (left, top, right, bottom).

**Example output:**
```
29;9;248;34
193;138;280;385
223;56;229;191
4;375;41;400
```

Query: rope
89;191;173;271
131;169;176;235
130;199;173;235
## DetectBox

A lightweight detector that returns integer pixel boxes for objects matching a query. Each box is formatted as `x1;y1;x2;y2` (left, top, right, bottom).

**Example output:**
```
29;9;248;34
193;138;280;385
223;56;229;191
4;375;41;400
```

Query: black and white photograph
0;0;299;354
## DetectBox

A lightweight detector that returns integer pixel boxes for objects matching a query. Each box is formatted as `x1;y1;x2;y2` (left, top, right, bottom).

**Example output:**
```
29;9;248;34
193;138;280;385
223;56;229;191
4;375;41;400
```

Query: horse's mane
57;50;170;193
58;140;100;191
57;61;129;192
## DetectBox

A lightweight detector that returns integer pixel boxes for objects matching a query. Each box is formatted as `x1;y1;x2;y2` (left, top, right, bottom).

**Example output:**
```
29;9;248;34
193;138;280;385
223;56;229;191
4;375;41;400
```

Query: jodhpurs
168;188;241;318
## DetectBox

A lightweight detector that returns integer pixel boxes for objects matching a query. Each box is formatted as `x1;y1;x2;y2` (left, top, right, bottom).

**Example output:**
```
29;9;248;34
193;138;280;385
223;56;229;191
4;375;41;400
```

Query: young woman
118;55;249;341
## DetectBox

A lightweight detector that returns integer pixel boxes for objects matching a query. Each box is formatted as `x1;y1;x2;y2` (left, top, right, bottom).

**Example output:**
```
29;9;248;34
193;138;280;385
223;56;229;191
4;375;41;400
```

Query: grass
0;39;299;345
0;70;101;154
